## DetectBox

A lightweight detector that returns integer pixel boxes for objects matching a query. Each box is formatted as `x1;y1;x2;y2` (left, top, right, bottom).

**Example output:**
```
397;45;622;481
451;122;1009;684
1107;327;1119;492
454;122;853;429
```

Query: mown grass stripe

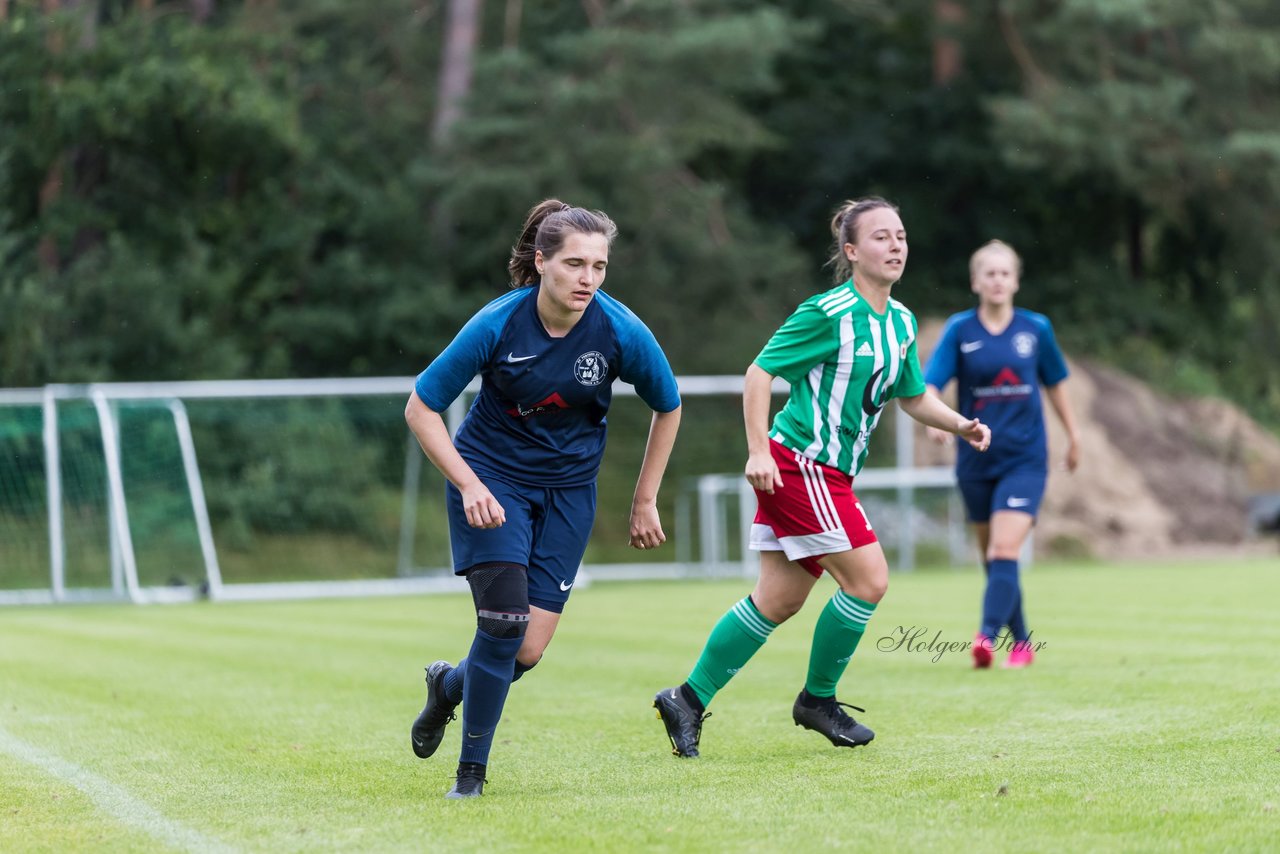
0;725;235;854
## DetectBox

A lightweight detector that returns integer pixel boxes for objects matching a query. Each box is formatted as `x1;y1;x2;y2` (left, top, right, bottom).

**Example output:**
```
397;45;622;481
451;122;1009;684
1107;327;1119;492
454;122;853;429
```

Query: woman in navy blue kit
924;240;1080;670
404;199;682;798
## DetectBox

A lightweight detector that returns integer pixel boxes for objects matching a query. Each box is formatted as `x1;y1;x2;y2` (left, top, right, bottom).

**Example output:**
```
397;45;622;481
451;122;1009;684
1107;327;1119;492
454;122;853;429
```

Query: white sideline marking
0;725;235;853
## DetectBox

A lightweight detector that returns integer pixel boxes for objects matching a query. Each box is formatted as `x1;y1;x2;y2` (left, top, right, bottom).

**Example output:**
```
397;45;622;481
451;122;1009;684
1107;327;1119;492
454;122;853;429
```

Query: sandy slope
915;321;1280;557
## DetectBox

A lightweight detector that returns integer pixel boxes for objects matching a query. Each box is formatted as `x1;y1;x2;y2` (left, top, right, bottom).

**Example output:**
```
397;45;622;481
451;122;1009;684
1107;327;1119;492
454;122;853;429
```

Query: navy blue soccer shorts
445;474;596;614
957;469;1047;523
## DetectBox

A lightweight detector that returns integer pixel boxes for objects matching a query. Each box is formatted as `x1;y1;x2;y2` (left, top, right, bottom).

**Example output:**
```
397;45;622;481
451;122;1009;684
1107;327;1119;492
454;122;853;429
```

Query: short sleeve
597;292;681;412
1034;314;1069;387
414;293;523;411
753;302;838;382
893;341;926;399
923;314;962;389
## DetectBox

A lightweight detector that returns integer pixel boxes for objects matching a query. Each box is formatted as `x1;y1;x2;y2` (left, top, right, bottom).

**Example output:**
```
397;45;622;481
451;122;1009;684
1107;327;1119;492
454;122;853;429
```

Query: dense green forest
2;0;1278;425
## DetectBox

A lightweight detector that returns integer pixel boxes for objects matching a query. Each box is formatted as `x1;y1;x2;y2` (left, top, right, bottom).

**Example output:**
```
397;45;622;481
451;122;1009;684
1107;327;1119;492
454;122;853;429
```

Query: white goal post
0;376;966;606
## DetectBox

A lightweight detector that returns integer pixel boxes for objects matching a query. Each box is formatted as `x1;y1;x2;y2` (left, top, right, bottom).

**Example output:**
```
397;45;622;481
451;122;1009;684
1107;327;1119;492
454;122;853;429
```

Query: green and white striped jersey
754;281;926;476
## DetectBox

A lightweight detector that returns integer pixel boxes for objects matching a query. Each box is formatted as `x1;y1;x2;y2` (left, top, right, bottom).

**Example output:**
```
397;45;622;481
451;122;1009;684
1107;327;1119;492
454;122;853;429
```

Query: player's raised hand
745;451;784;494
957;417;990;452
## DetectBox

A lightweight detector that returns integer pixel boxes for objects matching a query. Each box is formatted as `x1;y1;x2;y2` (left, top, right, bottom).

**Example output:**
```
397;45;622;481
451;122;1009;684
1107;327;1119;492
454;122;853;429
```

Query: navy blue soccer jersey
414;287;680;488
924;308;1068;479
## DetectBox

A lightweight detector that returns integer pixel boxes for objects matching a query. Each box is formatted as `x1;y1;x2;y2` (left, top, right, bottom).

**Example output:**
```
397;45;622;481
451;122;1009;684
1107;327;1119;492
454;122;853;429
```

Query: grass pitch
2;557;1278;852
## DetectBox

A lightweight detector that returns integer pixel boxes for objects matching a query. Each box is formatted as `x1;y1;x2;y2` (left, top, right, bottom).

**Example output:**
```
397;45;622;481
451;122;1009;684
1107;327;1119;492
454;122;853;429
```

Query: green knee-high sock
685;597;778;708
805;590;877;698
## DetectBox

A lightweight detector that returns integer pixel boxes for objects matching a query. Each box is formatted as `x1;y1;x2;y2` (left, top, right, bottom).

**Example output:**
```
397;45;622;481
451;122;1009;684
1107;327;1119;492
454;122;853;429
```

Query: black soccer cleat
792;690;875;748
411;660;458;759
653;686;711;758
445;762;486;799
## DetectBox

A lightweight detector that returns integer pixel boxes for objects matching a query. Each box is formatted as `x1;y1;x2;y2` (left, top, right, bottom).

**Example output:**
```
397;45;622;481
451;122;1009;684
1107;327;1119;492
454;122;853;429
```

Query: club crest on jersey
574;351;608;386
1013;332;1037;358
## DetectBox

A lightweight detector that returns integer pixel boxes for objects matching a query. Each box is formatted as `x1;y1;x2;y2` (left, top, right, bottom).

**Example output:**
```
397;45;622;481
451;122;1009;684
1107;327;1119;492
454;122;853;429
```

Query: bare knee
517;638;549;666
870;576;889;603
823;549;889;604
840;557;889;604
986;543;1023;562
986;514;1032;563
752;592;805;624
845;576;887;605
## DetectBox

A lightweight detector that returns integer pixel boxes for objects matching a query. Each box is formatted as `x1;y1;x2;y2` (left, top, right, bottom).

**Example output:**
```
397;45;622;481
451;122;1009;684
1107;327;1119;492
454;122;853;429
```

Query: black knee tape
466;562;529;639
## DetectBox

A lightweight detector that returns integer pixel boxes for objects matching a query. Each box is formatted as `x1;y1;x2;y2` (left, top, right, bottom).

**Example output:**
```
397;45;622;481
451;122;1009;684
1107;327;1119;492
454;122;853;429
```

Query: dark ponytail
507;199;619;287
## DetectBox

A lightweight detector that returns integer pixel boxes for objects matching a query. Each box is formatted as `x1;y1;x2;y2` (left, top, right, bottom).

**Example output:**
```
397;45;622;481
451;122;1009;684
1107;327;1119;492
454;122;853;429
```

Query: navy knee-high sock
443;660;465;704
980;559;1020;640
443;657;533;705
458;630;522;766
1007;590;1029;642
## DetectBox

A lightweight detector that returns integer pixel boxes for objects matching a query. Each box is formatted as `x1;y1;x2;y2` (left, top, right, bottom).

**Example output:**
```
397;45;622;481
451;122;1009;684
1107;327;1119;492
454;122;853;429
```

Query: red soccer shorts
749;438;878;578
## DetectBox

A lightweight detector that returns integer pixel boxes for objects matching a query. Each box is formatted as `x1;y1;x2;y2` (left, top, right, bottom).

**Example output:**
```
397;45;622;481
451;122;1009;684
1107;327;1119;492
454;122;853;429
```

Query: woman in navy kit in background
923;240;1080;669
404;199;682;798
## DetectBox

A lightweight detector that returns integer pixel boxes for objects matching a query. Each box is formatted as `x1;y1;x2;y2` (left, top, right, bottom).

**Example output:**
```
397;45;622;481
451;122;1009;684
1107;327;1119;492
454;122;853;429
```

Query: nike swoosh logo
506;353;537;363
960;341;983;353
559;580;573;591
1007;497;1030;507
412;737;425;748
466;731;491;739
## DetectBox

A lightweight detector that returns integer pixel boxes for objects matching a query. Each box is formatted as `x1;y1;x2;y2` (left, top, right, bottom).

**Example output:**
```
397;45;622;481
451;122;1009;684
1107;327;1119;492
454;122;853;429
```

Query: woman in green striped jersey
655;198;990;757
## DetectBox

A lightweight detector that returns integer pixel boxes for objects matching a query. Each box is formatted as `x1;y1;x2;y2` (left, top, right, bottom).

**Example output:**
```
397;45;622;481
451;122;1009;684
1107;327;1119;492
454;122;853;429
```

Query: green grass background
2;557;1278;852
